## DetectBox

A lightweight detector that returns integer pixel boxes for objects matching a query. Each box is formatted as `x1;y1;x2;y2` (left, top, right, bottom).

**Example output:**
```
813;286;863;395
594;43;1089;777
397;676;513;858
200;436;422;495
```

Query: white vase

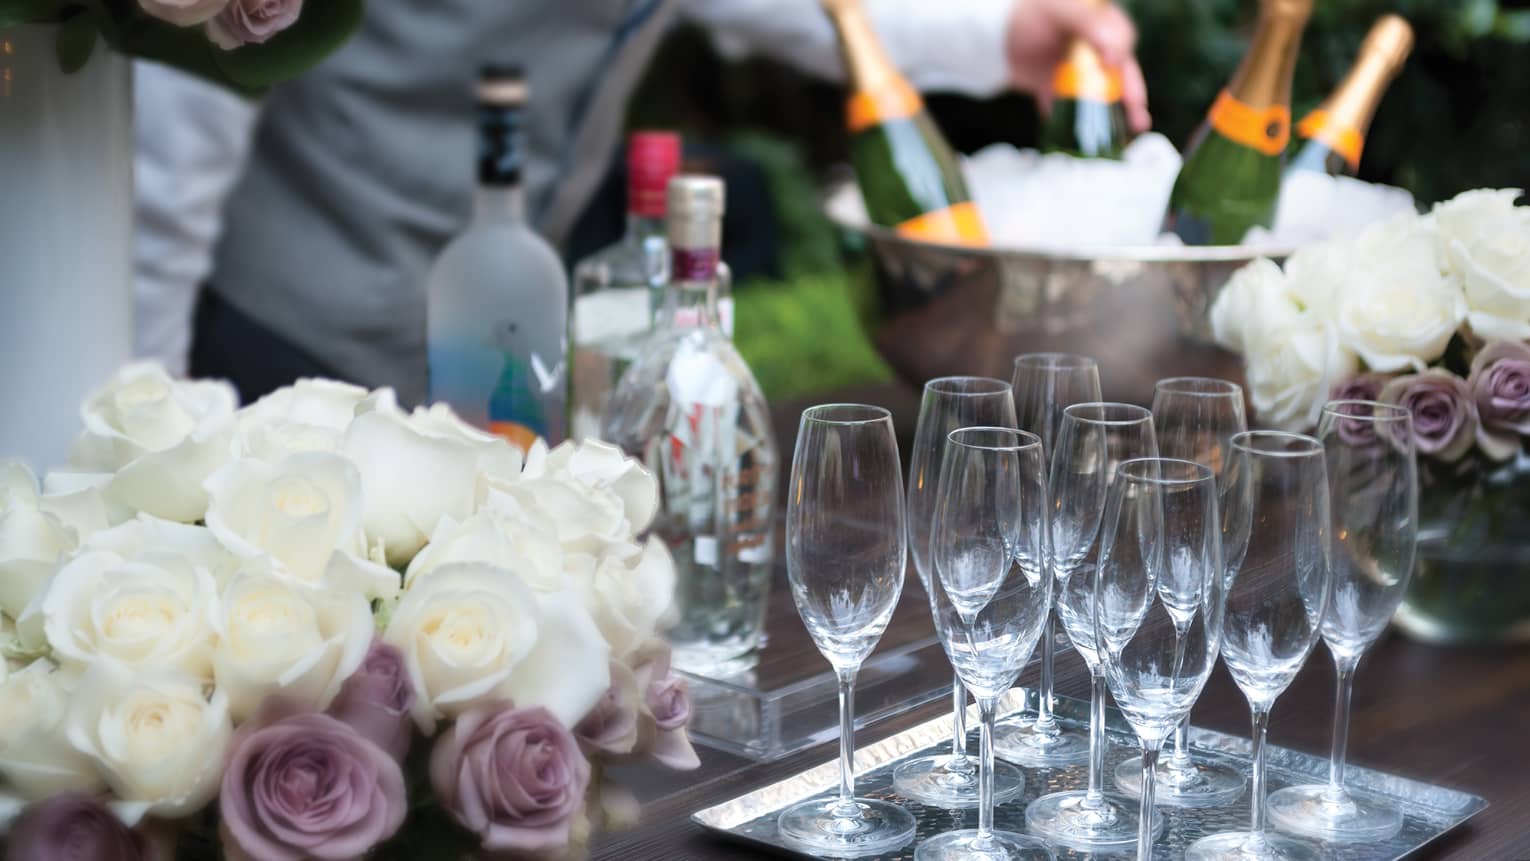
0;25;133;471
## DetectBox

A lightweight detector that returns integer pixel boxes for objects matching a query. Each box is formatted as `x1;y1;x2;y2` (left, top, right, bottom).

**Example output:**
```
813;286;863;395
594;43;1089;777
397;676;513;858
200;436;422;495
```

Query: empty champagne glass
1188;432;1333;861
894;378;1026;807
1026;403;1161;851
996;353;1100;767
1116;377;1248;807
1268;401;1418;841
1096;458;1228;861
778;404;916;856
920;428;1054;861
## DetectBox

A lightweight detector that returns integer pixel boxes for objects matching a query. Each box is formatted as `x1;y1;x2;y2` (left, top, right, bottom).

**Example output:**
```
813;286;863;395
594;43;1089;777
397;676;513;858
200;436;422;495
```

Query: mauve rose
328;639;415;763
207;0;304;50
429;702;591;854
629;642;700;771
575;661;640;757
138;0;228;27
1325;375;1394;448
8;793;158;861
1468;341;1530;460
220;699;406;861
1379;370;1477;462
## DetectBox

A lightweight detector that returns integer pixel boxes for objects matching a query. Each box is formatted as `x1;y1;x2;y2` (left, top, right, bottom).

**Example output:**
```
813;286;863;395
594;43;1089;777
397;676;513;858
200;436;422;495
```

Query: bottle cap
627;131;681;219
477;65;527;106
667;175;725;270
1362;15;1414;72
667;174;725;221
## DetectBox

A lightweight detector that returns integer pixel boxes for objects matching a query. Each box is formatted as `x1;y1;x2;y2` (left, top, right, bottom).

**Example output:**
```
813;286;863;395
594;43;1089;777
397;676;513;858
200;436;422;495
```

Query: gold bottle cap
1262;0;1314;21
1361;14;1415;74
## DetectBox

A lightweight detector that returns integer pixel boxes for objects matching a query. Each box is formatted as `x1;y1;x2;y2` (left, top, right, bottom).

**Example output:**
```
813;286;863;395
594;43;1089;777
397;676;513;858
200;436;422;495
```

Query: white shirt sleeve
682;0;1014;97
133;62;261;377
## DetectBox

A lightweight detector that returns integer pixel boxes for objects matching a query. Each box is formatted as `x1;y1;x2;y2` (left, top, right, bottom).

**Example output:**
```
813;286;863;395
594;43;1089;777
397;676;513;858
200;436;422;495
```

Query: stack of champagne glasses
778;359;1420;861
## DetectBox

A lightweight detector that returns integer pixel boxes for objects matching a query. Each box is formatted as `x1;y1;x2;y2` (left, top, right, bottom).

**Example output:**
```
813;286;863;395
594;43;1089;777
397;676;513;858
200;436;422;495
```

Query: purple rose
220;699;406;861
206;0;304;49
1325;375;1395;448
1330;373;1390;404
429;702;591;854
1468;341;1530;460
630;643;700;771
8;793;161;861
1379;370;1477;461
328;639;415;763
575;661;640;757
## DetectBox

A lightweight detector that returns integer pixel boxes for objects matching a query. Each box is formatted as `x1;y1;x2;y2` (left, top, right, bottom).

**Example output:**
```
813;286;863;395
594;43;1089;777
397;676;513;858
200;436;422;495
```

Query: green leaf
211;0;362;91
54;7;98;73
0;0;67;27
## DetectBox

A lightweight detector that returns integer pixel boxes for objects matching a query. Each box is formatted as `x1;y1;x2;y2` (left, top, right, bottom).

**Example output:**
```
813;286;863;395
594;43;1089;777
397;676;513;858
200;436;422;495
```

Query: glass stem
950;674;969;762
1326;655;1360;802
834;667;859;817
1085;667;1108;806
1170;717;1192;767
1035;615;1058;732
977;695;999;843
1137;740;1162;861
1250;704;1271;834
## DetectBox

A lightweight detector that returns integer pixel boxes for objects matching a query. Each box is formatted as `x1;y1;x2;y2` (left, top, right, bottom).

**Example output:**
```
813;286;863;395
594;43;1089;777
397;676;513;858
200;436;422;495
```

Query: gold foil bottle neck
1226;0;1314;110
821;0;900;96
1360;14;1415;75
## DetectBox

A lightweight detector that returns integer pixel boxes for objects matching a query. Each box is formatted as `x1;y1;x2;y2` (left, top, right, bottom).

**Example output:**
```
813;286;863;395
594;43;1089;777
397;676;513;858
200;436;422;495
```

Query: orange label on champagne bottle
1052;56;1123;102
488;421;539;453
896;201;989;247
1296;109;1364;170
847;78;925;134
1208;89;1291;156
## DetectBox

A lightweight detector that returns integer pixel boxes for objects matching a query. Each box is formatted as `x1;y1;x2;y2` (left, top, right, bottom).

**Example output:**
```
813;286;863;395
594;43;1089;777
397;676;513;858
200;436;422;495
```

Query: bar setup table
598;383;1530;861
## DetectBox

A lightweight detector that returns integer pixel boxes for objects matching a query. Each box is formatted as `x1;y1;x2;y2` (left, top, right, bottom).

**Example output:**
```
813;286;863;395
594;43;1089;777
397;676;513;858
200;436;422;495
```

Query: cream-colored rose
1433;189;1530;341
1333;214;1464;371
534;440;659;534
0;660;103;800
70;362;238;523
485;442;655;555
64;660;230;823
586;537;676;661
0;462;74;621
39;550;219;680
1210;258;1302;355
502;589;611;728
402;510;564;593
1245;318;1358;432
212;567;374;722
204;452;399;599
81;513;243;588
234;378;368;462
383;563;543;732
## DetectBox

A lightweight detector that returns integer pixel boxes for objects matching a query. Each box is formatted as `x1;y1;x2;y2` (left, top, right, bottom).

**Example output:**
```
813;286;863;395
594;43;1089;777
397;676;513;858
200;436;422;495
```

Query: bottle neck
1296;50;1401;171
1227;4;1311;110
476;100;526;223
626;211;667;242
825;0;900;96
662;247;722;332
474;184;525;224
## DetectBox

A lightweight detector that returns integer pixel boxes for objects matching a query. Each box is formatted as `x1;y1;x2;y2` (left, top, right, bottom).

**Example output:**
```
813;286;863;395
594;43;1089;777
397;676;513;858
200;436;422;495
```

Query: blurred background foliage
569;0;1530;401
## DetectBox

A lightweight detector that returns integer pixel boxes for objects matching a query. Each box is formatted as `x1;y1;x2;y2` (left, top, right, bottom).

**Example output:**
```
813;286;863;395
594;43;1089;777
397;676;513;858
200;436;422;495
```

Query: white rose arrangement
0;365;693;860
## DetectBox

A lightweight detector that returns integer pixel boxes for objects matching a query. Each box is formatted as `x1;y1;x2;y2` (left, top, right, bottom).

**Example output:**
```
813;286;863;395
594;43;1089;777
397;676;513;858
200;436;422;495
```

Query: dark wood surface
597;383;1530;861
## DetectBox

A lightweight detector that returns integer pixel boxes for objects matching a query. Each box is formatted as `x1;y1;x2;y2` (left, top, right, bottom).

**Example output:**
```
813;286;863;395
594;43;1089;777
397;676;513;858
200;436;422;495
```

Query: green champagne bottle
1040;1;1129;159
823;0;988;246
1288;15;1413;177
1165;0;1313;245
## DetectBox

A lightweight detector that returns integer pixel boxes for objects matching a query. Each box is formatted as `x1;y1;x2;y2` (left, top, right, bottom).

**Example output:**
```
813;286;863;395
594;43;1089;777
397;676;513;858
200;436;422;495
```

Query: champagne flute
1268;401;1418;841
919;428;1054;861
1026;403;1161;851
777;404;916;856
995;353;1099;767
893;378;1026;807
1188;431;1333;861
1116;377;1248;806
1095;458;1227;861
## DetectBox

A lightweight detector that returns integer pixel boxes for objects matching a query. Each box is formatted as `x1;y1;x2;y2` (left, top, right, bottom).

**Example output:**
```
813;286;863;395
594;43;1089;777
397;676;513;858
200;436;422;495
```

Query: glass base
914;829;1055;861
892;754;1025;809
1266;784;1405;842
1114;752;1246;807
777;797;916;858
1186;830;1323;861
1024;790;1159;850
993;719;1089;767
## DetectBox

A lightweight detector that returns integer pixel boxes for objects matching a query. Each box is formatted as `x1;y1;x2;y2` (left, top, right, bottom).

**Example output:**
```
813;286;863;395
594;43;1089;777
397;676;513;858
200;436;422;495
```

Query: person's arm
134;62;261;377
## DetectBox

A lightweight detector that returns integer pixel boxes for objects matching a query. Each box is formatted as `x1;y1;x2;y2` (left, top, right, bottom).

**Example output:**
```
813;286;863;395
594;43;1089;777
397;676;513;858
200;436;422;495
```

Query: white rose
0;660;103;799
80;513;243;588
1210;258;1301;354
70;362;238;523
403;510;564;593
39;550;219;680
38;470;130;540
1282;239;1353;318
486;440;657;554
384;563;541;732
213;567;374;722
1434;189;1530;340
586;536;676;661
1245;317;1358;432
0;461;74;621
234;378;368;462
1332;214;1464;371
64;660;230;823
204;452;399;599
501;589;611;728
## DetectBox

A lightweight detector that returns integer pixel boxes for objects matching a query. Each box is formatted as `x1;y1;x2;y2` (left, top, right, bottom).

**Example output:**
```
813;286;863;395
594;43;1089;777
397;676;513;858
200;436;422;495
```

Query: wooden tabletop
596;384;1530;861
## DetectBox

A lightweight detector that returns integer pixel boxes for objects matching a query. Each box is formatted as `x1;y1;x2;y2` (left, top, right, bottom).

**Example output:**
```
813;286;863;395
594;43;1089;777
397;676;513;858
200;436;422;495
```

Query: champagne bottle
1040;1;1129;159
1165;0;1313;245
822;0;988;246
1288;15;1414;177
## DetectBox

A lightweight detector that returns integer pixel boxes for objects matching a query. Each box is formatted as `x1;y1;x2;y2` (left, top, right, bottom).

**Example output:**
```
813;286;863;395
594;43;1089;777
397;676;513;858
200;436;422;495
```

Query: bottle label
477;103;524;186
1296;109;1364;170
895;201;989;247
847;78;924;134
672;247;720;282
1208;89;1291;157
1052;56;1123;103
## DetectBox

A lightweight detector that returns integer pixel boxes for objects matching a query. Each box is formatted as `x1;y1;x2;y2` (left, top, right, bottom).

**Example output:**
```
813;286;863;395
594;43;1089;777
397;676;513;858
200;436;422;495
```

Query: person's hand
1005;0;1151;133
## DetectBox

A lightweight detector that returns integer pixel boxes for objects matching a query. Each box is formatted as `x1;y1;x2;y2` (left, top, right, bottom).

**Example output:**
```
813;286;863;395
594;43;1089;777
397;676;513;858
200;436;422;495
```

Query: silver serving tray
692;689;1486;860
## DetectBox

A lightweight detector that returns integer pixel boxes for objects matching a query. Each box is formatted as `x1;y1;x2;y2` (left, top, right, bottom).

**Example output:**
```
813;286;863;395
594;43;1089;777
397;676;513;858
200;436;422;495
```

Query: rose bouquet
0;363;696;858
0;0;359;92
1212;187;1530;642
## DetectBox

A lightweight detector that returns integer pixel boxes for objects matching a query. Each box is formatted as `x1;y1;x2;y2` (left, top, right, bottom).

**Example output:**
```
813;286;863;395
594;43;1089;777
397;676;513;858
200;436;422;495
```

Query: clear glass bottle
427;66;567;449
602;175;776;676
